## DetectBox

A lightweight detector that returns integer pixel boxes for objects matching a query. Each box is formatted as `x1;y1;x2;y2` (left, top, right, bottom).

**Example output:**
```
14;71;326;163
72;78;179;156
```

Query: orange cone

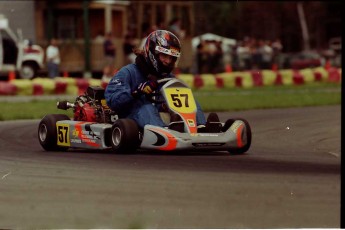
272;63;278;72
8;71;16;81
63;71;69;78
324;60;331;70
225;64;232;73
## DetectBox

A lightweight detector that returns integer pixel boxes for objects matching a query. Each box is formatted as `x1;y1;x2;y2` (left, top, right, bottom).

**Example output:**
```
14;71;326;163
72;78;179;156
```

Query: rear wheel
224;118;252;155
111;119;141;153
38;114;70;151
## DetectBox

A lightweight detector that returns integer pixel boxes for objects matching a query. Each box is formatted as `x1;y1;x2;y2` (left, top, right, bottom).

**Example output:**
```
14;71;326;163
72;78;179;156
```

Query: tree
297;2;310;51
193;1;341;52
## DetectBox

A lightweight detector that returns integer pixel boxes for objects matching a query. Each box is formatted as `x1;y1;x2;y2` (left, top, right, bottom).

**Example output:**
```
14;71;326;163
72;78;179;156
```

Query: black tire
224;118;252;155
38;114;70;151
19;64;37;79
111;119;141;153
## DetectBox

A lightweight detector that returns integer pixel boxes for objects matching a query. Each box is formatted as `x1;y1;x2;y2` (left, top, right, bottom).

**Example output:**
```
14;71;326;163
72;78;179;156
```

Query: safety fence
0;67;341;96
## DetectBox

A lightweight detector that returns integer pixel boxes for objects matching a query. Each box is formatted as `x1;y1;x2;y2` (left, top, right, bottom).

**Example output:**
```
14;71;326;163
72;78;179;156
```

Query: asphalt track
0;106;341;229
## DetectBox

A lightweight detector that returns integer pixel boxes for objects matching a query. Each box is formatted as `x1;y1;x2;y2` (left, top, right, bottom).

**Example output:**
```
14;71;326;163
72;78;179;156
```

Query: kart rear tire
38;114;70;151
111;119;141;153
225;118;252;155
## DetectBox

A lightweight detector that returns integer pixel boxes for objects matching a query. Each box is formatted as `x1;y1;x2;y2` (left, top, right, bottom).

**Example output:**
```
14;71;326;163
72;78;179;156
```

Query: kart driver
105;30;216;131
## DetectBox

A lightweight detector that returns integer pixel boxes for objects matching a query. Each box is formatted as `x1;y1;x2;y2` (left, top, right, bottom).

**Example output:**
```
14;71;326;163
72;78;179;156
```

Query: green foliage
193;1;341;51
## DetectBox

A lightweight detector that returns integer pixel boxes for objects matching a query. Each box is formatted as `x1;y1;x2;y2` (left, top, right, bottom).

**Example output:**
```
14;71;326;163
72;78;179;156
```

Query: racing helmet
143;30;181;75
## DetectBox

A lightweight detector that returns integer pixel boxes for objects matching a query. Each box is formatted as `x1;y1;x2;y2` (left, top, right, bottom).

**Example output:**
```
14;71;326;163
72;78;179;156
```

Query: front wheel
19;64;36;79
38;114;70;151
111;119;141;153
224;118;252;155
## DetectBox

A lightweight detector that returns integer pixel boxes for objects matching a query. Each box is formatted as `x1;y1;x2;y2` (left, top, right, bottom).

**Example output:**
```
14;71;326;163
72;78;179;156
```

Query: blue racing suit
104;63;206;129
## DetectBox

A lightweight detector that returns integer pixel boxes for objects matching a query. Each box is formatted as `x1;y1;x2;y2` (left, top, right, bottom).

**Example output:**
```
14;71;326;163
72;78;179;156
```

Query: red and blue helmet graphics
143;30;181;75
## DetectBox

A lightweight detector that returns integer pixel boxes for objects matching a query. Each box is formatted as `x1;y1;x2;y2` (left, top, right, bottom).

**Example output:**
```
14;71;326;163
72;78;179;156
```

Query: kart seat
205;113;222;133
86;86;105;100
168;113;184;132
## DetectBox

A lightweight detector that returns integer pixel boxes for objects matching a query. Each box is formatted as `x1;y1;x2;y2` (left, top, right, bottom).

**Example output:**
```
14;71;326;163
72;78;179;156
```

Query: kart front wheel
225;118;252;155
38;114;70;151
111;119;141;153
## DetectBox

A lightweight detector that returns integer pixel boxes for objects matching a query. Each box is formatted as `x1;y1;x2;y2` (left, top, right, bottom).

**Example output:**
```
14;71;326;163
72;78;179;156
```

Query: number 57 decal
164;88;197;113
57;124;70;146
171;94;189;107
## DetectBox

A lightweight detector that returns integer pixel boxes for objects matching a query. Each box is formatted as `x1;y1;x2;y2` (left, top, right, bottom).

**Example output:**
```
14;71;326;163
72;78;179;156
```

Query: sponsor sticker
187;119;195;127
155;46;180;57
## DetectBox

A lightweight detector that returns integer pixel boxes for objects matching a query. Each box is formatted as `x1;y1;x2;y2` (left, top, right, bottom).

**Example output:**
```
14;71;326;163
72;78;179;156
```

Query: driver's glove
132;80;158;97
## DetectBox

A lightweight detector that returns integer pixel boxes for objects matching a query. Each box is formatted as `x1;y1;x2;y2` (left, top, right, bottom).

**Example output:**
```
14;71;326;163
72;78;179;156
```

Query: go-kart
38;78;251;154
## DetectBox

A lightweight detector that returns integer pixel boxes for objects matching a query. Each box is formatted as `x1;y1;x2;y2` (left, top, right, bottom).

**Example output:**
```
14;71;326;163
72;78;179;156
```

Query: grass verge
0;82;341;121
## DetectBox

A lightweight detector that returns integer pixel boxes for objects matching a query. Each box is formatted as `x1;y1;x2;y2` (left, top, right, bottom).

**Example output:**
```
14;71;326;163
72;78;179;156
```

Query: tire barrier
0;82;17;95
184;67;341;90
0;67;341;95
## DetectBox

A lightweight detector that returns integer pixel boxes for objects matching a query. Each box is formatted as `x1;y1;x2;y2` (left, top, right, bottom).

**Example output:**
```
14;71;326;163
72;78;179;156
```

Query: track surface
0;106;341;228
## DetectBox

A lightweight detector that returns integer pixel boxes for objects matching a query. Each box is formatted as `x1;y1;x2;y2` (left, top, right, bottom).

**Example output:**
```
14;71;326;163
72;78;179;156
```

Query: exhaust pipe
57;101;75;110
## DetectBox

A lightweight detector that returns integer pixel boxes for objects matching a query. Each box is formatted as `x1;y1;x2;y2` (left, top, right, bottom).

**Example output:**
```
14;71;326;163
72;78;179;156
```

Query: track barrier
0;67;341;96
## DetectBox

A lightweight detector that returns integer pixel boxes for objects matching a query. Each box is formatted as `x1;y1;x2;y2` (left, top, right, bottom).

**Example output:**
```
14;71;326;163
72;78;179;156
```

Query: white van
0;14;44;79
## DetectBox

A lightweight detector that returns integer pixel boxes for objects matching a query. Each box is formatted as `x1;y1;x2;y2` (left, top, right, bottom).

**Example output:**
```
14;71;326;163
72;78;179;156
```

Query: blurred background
0;1;342;79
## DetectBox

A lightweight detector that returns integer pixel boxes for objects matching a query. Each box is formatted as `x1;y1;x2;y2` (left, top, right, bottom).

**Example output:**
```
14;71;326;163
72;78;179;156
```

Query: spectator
251;39;262;70
168;17;185;39
231;43;240;71
101;65;114;84
103;32;116;69
123;34;136;64
237;40;251;71
95;30;104;42
209;41;224;74
139;22;157;49
46;38;60;78
261;40;273;69
272;38;283;68
196;39;208;74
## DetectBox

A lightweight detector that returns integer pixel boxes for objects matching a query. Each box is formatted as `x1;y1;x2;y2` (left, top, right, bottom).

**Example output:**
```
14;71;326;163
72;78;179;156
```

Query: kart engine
57;86;117;123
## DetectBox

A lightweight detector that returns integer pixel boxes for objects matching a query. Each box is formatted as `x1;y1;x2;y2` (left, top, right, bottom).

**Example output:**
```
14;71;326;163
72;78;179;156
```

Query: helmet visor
155;46;180;58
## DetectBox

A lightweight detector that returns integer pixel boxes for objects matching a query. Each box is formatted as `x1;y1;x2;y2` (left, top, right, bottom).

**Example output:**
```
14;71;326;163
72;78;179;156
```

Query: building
33;0;195;75
0;1;36;42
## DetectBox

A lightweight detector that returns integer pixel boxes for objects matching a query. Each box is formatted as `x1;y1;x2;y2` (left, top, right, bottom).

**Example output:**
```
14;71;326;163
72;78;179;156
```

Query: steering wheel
145;78;173;104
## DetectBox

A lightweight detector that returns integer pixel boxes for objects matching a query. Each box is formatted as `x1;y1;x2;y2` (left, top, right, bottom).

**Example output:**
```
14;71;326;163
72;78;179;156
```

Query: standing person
231;43;240;71
251;39;262;70
139;23;157;50
209;40;223;74
103;32;116;69
261;40;273;69
46;38;60;78
272;38;283;69
242;37;252;70
168;17;185;39
196;39;207;74
105;30;220;132
123;34;136;64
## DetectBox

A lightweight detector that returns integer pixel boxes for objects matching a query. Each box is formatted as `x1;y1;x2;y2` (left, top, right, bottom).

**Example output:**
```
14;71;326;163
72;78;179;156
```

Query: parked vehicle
280;51;324;70
0;14;44;79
